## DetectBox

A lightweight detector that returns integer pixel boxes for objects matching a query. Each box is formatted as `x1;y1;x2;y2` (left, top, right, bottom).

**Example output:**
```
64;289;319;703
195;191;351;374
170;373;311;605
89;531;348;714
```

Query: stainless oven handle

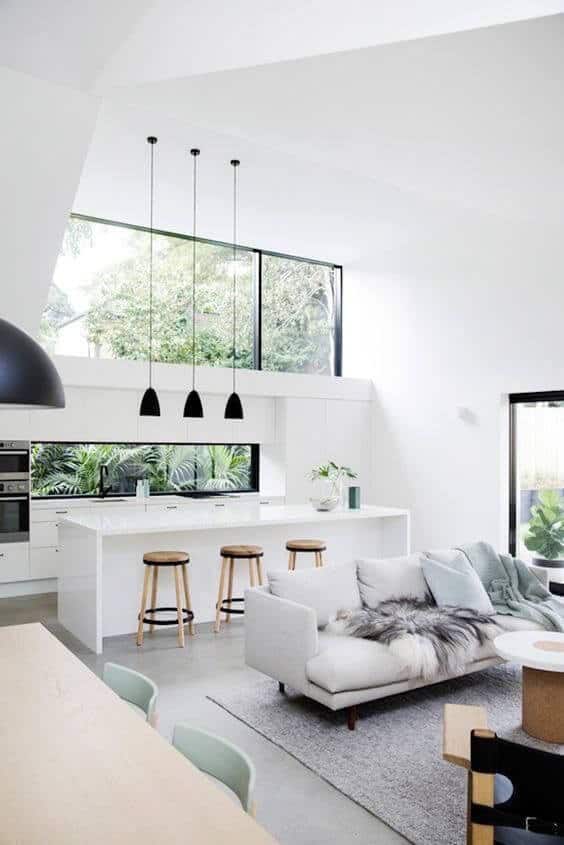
0;496;28;502
0;451;28;456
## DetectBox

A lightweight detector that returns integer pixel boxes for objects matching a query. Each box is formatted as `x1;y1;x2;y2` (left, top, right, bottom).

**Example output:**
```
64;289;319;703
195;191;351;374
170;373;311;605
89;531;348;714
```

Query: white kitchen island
58;503;410;653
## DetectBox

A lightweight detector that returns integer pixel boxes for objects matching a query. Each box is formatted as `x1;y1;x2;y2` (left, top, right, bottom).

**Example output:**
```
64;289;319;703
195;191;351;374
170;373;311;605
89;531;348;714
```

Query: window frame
30;441;260;500
508;391;564;555
66;213;343;377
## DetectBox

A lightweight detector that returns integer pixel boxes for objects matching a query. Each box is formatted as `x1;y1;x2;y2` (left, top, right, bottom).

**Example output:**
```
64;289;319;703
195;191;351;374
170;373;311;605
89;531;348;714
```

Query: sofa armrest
244;587;319;692
529;564;550;588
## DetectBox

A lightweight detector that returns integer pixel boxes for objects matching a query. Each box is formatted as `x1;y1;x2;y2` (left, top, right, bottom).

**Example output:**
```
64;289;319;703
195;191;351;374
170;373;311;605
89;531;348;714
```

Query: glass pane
31;443;254;496
513;400;564;561
261;254;337;374
41;218;254;368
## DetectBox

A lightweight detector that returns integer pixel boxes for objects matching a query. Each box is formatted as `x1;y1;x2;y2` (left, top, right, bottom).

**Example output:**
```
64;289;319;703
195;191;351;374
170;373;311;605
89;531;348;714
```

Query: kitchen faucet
98;464;110;498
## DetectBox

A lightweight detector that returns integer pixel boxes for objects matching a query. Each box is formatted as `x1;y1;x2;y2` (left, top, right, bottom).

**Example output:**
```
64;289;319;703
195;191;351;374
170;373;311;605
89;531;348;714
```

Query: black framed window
40;214;342;376
31;442;259;498
509;391;564;556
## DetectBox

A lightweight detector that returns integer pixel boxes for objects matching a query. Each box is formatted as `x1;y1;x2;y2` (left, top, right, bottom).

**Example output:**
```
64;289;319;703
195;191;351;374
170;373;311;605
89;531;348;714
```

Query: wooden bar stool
136;551;194;648
215;545;264;633
286;539;326;570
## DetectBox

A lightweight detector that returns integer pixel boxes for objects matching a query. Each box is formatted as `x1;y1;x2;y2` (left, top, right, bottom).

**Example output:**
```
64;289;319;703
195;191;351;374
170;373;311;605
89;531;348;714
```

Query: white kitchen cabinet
0;543;30;582
30;547;59;579
31;522;59;548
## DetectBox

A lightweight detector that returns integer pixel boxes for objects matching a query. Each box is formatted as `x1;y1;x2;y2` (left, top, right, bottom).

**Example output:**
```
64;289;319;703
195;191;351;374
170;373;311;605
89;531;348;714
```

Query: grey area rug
209;665;563;845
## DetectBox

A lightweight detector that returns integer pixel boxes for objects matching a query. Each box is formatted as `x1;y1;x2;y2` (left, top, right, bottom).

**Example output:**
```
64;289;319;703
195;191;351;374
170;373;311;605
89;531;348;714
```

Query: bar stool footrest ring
219;597;245;615
140;606;194;626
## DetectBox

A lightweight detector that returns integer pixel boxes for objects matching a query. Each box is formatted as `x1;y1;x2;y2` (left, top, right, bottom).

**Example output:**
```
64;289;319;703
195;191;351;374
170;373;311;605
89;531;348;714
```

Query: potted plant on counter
309;461;357;511
524;489;564;578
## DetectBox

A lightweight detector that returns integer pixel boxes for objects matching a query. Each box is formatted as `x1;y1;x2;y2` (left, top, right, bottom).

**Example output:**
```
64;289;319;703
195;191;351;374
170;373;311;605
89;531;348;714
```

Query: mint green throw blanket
457;541;564;632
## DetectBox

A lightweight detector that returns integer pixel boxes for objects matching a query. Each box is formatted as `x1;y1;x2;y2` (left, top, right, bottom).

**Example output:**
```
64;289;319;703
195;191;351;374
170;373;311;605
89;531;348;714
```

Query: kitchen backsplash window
31;442;258;498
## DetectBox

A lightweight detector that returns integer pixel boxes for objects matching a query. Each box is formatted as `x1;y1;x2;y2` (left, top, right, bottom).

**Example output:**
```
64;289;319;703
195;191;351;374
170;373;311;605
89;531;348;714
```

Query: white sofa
244;552;549;730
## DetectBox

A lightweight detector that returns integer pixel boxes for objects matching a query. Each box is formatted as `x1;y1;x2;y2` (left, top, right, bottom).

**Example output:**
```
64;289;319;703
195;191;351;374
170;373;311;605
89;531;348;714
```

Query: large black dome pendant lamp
224;158;244;420
183;148;204;418
139;136;161;417
0;318;65;409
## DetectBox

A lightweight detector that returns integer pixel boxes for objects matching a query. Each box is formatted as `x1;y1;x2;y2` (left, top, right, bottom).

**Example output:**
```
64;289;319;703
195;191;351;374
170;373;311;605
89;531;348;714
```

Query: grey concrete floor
0;593;408;845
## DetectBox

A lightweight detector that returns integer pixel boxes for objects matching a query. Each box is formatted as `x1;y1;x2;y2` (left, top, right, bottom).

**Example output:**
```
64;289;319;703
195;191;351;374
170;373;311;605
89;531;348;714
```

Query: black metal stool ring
140;606;195;626
219;597;245;615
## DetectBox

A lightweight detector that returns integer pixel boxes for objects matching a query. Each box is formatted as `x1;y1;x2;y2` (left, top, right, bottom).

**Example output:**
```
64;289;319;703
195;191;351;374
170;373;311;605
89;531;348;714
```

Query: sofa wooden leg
278;682;285;694
347;705;358;731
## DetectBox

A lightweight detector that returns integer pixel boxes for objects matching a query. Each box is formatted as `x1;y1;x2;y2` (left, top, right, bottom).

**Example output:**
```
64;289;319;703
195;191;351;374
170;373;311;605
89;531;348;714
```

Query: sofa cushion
494;614;545;633
267;562;361;628
422;552;495;614
307;632;411;692
357;554;429;607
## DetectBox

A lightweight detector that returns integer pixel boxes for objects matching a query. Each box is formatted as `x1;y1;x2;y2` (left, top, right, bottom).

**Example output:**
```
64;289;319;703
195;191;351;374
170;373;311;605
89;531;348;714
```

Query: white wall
0;68;98;335
345;217;564;553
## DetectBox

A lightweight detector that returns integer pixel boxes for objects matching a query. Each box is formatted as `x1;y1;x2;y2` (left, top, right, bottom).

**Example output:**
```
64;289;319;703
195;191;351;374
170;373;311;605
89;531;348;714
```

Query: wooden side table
495;631;564;743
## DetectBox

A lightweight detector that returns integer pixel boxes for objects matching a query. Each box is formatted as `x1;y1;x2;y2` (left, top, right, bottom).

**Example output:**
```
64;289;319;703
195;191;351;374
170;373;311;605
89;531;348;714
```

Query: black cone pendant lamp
183;148;204;418
139;136;161;417
0;318;65;409
224;159;244;420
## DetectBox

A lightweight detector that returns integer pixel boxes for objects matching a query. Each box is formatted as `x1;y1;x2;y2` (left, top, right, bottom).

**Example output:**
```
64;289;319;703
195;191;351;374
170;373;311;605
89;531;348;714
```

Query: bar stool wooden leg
136;565;152;646
149;565;159;633
249;558;257;588
226;558;235;624
173;566;185;647
256;556;264;585
214;557;228;633
288;550;296;571
181;564;194;636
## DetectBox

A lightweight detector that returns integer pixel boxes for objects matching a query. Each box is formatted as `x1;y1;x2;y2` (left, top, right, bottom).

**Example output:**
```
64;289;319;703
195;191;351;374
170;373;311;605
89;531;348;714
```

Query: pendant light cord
190;150;200;389
147;137;156;388
231;160;239;392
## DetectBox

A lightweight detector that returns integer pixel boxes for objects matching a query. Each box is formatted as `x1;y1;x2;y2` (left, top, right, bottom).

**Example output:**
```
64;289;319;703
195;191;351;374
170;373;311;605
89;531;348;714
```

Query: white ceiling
74;13;564;263
2;0;563;90
3;2;564;330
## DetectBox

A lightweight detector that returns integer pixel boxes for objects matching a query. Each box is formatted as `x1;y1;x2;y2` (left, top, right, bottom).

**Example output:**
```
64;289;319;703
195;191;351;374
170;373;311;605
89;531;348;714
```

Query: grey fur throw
325;599;498;680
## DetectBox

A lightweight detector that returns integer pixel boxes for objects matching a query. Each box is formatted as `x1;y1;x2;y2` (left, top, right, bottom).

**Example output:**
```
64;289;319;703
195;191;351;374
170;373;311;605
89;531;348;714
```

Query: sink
93;498;127;503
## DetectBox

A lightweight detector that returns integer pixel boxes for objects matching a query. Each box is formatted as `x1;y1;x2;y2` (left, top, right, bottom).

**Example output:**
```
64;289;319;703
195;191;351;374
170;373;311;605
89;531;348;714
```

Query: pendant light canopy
0;318;65;409
140;136;160;417
183;148;204;419
224;158;244;420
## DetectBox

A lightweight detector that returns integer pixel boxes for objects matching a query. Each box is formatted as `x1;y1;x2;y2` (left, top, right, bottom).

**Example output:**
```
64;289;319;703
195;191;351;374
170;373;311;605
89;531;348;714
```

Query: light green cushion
422;552;495;614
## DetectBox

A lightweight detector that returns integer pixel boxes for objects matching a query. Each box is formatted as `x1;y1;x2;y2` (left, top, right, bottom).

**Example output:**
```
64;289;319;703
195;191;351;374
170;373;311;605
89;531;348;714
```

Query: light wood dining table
0;623;278;844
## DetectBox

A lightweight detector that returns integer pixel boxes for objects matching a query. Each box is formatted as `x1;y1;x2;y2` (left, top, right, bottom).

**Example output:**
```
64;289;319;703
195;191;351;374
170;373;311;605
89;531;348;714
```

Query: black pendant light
224;158;244;420
183;148;204;418
0;318;65;409
140;136;160;417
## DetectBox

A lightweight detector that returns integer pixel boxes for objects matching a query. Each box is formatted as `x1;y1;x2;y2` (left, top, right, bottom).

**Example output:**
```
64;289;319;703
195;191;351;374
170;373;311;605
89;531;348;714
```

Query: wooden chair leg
288;550;296;571
174;566;185;648
256;556;264;585
249;557;257;588
347;705;358;731
181;564;194;636
136;565;152;646
226;559;235;624
214;558;228;633
317;551;325;568
149;564;159;633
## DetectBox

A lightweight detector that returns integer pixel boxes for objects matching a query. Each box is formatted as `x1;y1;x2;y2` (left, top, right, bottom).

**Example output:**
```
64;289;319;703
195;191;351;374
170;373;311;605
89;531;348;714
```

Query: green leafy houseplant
309;461;357;502
524;489;564;560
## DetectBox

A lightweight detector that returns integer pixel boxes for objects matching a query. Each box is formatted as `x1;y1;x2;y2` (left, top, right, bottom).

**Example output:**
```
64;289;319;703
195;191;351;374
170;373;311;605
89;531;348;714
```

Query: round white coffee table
495;630;564;743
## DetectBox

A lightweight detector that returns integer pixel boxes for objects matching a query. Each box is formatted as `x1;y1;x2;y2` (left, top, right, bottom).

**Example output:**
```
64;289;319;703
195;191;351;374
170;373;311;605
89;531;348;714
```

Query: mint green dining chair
172;723;257;815
102;662;158;727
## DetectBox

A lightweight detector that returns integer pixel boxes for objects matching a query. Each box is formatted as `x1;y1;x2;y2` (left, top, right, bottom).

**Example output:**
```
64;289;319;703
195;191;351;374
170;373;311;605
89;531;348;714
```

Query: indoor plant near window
524;489;564;573
309;461;357;511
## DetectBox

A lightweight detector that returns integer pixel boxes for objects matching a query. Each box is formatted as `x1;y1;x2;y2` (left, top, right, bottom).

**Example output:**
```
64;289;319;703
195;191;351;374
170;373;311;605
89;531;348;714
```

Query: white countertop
31;493;261;510
61;504;409;536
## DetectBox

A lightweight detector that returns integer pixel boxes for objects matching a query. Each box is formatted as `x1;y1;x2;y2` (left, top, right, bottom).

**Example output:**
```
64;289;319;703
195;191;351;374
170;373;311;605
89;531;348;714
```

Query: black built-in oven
0;441;30;480
0;442;30;542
